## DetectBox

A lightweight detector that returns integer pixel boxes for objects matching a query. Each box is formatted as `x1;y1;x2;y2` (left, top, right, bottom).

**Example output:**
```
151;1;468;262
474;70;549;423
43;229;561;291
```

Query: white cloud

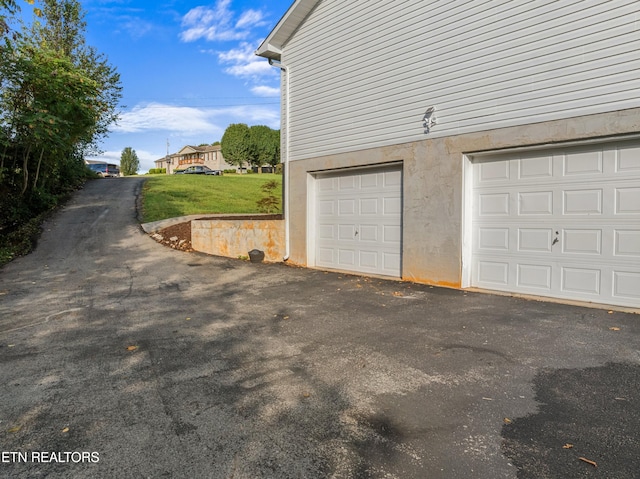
251;85;280;97
221;105;280;127
235;9;265;29
112;102;280;135
120;18;154;39
180;0;265;42
113;103;220;134
217;42;274;79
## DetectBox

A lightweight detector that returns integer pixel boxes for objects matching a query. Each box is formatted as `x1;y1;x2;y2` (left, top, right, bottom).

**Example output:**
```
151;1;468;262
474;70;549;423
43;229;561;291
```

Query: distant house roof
177;144;221;155
255;0;318;60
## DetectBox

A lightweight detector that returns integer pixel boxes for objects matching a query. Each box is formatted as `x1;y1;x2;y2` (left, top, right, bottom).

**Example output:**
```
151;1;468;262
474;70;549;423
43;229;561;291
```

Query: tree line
221;124;280;172
0;0;121;243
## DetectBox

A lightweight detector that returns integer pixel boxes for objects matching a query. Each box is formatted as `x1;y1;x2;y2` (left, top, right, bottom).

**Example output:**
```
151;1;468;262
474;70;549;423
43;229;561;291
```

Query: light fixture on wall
422;106;437;134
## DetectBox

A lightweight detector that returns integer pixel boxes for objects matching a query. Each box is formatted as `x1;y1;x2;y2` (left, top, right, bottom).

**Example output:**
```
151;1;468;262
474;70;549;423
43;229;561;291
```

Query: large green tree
120;147;139;176
221;123;251;173
266;128;280;170
248;125;280;172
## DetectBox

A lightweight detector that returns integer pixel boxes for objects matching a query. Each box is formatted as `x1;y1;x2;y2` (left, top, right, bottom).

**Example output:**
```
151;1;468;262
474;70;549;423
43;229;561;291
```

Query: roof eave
255;0;318;60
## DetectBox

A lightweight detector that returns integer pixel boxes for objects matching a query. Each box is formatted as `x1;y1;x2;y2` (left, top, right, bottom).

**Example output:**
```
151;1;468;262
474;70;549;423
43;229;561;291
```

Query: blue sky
62;0;291;172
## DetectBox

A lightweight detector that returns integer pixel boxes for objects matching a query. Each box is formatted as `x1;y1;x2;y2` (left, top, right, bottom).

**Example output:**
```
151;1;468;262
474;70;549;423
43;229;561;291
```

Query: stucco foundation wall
288;107;640;287
192;217;285;262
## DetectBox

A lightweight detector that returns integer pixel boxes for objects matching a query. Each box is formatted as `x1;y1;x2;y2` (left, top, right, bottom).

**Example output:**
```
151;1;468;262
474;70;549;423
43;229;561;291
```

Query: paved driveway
1;178;639;478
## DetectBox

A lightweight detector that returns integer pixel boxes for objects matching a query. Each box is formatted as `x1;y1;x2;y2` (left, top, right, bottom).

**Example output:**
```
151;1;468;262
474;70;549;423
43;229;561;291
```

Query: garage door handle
552;232;559;246
355;230;359;236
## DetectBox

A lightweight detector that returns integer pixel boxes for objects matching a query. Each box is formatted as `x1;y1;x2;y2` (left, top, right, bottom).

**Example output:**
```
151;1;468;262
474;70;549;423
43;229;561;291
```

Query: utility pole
165;139;170;174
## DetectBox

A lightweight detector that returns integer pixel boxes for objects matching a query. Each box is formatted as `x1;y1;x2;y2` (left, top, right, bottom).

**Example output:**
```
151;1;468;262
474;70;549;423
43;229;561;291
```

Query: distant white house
155;145;238;174
154;144;236;174
257;0;640;309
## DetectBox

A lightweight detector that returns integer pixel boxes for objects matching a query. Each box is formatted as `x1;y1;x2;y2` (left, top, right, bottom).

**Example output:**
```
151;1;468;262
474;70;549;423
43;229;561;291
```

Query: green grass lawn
141;173;283;223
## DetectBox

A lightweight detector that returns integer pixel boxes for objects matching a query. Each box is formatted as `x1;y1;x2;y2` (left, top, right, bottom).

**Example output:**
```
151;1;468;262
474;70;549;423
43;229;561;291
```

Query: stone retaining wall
191;215;285;262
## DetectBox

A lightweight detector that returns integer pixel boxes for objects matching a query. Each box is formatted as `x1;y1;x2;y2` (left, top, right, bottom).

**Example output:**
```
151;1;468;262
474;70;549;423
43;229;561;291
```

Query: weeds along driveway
0;177;639;478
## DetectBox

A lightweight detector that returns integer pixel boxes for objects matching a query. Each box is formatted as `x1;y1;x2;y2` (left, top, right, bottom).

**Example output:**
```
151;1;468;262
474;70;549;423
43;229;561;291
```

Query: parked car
174;166;222;175
87;162;120;178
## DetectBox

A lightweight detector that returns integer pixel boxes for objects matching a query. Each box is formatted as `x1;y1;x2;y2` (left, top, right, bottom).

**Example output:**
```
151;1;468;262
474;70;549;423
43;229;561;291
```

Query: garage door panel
520;155;553;179
318;247;335;264
563;148;603;176
383;224;402;244
518;228;552;252
360;173;379;188
561;267;601;295
383;196;402;215
359;224;378;242
564;189;603;214
615;230;640;256
359;250;378;269
479;193;510;216
383;252;401;272
318;199;335;215
338;224;356;240
616;144;640;172
616;187;640;214
517;264;552;290
471;140;640;308
338;199;356;215
384;169;403;186
338;249;356;266
339;176;357;190
318;224;335;240
477;260;509;285
613;271;640;300
360;198;378;214
317;176;336;192
519;191;553;215
478;159;510;182
479;228;510;250
562;229;602;255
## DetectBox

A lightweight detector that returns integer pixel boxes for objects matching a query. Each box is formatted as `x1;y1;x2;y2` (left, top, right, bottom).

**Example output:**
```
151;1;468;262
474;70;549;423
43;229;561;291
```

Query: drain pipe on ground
268;58;290;261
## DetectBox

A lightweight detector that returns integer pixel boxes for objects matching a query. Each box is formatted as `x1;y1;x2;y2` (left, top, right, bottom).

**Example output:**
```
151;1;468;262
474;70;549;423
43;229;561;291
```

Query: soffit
255;0;319;60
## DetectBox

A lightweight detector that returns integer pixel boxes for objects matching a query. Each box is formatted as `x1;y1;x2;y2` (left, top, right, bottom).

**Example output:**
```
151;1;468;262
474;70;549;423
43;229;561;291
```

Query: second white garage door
314;166;402;277
470;140;640;309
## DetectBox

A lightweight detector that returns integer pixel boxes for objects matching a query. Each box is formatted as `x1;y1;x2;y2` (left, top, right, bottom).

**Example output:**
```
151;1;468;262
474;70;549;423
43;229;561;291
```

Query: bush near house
141;174;282;223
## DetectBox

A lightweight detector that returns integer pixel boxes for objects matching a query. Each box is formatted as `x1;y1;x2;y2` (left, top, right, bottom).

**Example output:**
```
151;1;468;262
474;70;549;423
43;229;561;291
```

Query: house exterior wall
287;108;640;286
281;0;640;162
175;146;235;172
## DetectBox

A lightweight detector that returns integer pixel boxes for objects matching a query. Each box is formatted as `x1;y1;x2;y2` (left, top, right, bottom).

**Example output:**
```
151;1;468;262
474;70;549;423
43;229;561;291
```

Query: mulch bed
149;221;192;252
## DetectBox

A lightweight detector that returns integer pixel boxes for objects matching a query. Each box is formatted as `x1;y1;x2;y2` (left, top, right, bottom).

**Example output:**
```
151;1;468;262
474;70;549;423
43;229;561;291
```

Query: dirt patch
149;221;192;252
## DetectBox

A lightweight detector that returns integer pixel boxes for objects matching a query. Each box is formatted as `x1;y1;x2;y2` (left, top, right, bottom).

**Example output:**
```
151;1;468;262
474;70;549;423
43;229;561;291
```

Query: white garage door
471;140;640;308
314;166;402;277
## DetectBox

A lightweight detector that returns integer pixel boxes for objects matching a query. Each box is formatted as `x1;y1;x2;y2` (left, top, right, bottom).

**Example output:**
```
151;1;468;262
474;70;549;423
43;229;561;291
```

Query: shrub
256;180;280;214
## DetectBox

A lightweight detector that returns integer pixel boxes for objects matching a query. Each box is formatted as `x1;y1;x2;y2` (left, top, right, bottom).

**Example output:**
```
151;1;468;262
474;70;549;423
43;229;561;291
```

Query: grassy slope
141;174;283;223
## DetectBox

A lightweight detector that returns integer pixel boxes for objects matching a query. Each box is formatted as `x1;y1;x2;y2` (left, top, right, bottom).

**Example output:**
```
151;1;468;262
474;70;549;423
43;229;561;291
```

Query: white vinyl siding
283;0;640;161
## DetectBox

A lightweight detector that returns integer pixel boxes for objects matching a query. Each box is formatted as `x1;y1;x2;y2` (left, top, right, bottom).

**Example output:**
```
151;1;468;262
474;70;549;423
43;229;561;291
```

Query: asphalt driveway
0;178;639;478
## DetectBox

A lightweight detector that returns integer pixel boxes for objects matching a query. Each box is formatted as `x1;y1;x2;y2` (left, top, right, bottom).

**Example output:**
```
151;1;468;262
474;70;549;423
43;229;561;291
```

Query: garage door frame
307;162;403;278
462;135;640;308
